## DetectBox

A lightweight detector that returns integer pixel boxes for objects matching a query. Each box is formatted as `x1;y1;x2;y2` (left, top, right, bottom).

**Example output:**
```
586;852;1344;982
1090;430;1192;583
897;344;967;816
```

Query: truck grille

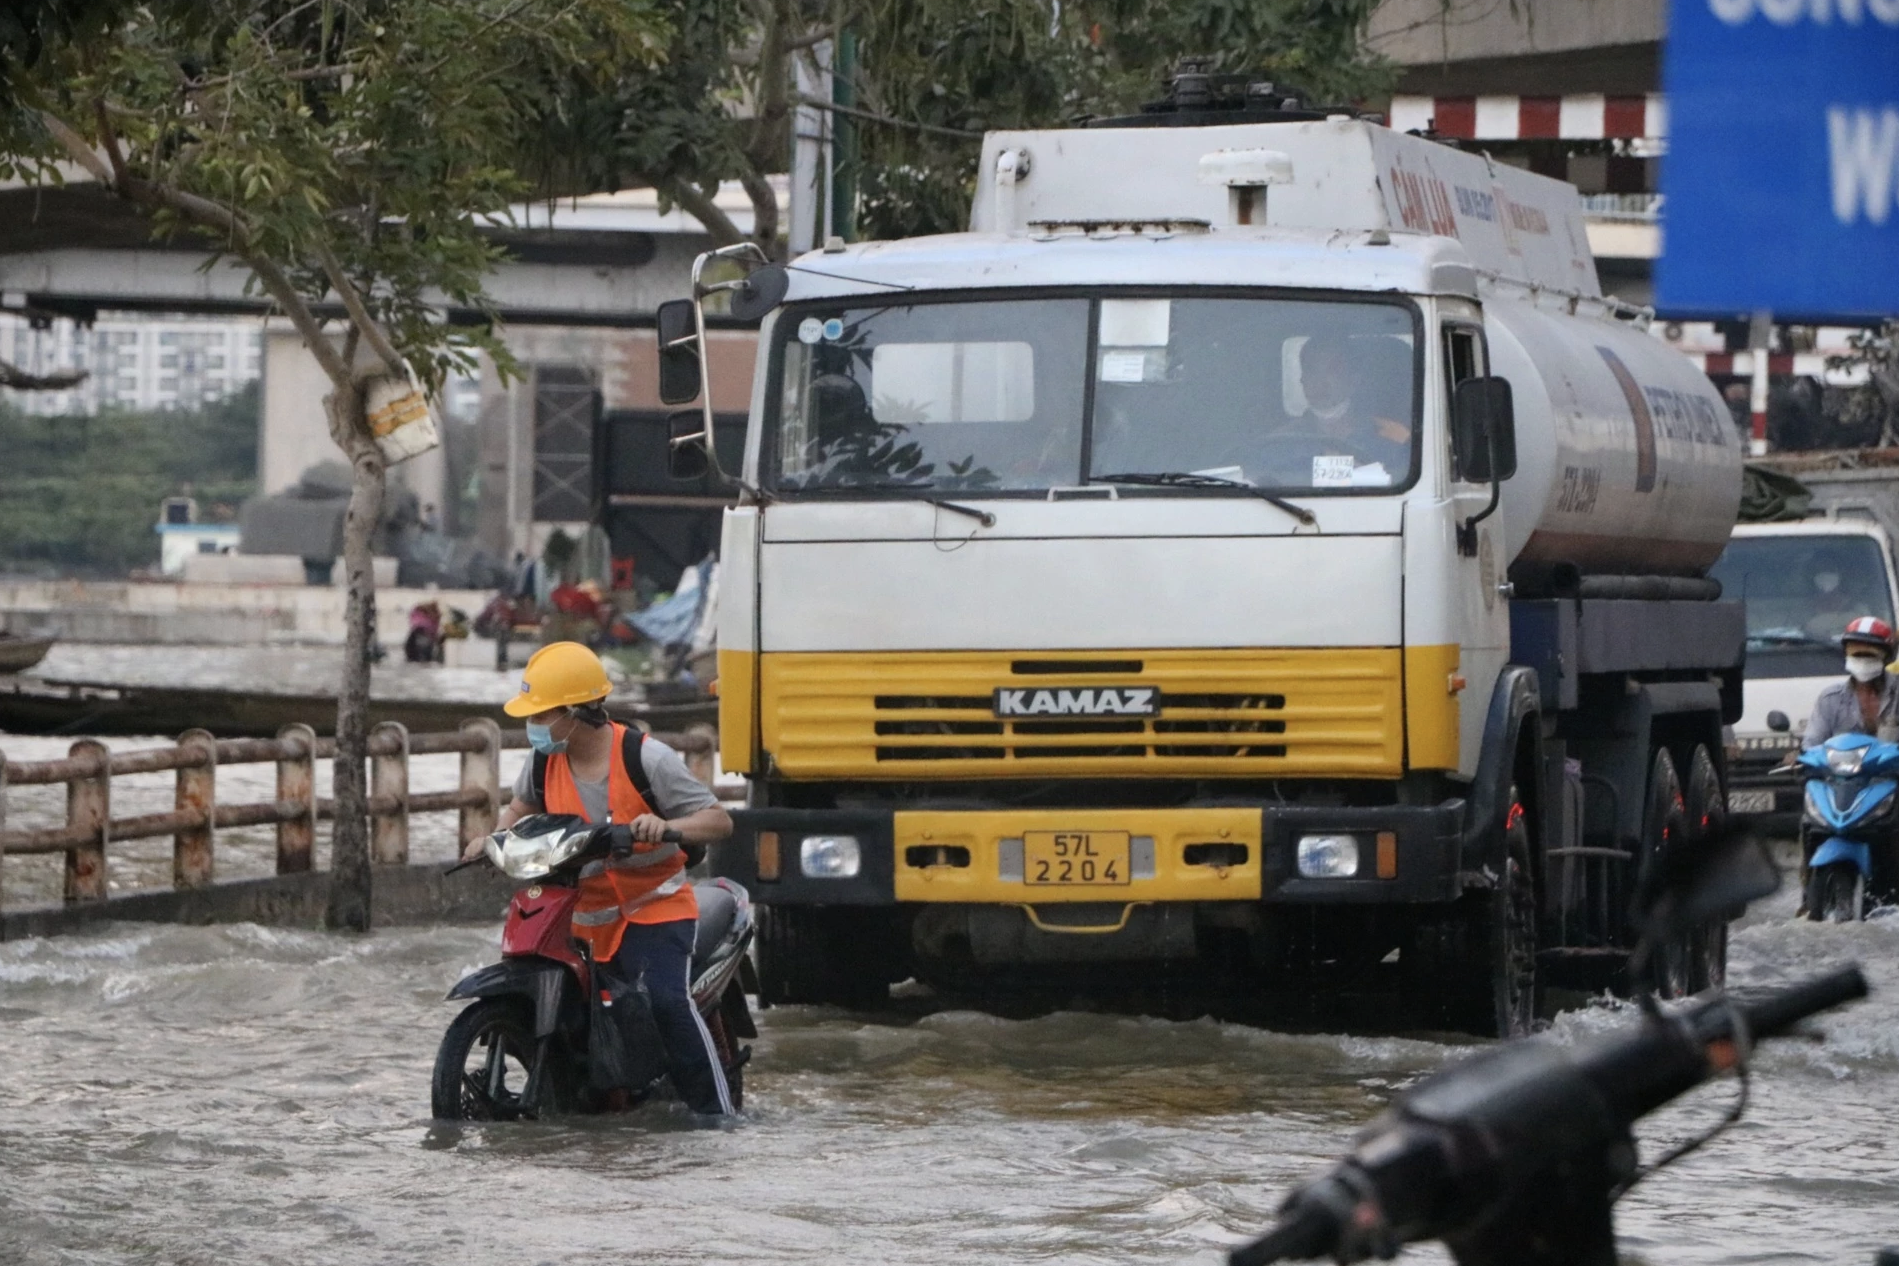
759;649;1402;778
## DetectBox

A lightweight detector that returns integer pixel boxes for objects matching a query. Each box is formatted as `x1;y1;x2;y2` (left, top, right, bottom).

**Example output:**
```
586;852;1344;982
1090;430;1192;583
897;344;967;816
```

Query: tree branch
738;168;779;255
314;241;407;380
655;178;746;247
793;93;982;139
0;360;88;391
35;111;113;184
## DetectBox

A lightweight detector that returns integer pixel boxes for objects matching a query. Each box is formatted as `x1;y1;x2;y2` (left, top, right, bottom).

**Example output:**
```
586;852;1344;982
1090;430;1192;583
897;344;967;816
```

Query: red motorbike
432;815;757;1119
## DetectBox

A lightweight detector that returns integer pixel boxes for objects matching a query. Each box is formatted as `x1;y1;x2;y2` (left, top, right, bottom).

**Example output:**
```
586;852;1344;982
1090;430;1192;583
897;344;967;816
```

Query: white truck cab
662;82;1745;1034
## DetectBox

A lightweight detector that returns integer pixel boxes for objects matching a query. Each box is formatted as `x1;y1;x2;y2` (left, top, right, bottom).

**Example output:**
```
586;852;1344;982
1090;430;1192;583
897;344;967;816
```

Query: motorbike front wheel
432;998;545;1121
1806;863;1864;924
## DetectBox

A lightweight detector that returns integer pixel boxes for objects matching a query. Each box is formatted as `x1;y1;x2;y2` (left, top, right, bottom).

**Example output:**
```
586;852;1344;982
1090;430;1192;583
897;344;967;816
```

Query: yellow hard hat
504;641;612;717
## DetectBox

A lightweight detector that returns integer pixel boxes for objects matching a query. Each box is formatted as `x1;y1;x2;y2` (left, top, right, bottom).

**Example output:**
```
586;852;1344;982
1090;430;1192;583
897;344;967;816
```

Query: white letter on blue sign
1829;107;1899;225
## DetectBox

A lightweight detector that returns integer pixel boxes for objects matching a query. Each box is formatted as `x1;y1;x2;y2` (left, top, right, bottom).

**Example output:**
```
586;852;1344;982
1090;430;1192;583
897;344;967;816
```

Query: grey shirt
1804;675;1899;748
511;734;718;823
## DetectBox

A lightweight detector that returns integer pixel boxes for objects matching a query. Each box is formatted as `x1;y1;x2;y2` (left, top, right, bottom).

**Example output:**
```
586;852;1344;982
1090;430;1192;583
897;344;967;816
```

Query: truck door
1444;312;1511;774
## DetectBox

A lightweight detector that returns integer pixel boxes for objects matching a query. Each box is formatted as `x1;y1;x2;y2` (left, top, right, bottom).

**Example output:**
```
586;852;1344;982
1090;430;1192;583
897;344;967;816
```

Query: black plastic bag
588;966;668;1092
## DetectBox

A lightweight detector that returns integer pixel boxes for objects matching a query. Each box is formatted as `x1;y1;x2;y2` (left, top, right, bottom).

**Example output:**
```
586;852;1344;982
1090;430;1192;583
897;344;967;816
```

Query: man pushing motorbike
462;641;735;1115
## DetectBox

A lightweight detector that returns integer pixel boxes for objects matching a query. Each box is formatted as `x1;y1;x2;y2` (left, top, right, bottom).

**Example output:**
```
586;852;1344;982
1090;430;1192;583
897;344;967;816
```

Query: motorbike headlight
799;835;862;879
1826;747;1866;776
489;824;591;880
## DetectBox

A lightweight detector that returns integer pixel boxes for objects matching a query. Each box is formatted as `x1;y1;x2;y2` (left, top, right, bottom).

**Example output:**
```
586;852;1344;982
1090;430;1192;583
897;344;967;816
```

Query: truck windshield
768;294;1418;495
1709;532;1896;678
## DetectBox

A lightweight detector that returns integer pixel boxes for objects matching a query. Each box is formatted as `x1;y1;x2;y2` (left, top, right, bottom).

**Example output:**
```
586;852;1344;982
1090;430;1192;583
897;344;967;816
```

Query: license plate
1023;831;1131;886
1728;789;1777;813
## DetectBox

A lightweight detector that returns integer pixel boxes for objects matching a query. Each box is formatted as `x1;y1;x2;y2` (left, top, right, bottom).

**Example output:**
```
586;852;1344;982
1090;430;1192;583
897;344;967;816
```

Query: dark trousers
611;917;733;1115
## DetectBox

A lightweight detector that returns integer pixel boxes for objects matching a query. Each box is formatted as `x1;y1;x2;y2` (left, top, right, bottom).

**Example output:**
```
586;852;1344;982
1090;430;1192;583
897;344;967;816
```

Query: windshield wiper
1091;472;1317;528
1750;630;1828;647
838;485;997;526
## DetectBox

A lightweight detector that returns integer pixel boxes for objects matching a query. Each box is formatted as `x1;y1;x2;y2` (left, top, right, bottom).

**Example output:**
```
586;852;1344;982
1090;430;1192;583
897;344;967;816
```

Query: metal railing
0;721;722;909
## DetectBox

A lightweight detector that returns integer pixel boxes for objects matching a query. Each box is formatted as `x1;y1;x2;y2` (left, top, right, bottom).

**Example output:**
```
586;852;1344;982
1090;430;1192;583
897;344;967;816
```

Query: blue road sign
1660;0;1899;316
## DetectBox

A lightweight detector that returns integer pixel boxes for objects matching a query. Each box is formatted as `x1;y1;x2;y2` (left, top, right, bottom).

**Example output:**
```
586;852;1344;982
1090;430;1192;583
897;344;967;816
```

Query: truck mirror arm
1456;476;1503;556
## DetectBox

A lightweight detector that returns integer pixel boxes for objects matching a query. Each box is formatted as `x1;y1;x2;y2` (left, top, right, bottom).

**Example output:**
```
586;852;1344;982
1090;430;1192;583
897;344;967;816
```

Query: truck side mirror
1452;377;1517;483
667;409;710;481
656;299;701;406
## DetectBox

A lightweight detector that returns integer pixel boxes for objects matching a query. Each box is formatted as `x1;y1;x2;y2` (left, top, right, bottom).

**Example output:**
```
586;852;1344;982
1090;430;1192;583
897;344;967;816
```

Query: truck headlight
799;835;862;879
1297;834;1361;878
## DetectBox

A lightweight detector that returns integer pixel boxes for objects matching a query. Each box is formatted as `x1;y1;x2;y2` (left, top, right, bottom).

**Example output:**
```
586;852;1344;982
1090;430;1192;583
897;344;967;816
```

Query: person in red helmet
1803;616;1899;748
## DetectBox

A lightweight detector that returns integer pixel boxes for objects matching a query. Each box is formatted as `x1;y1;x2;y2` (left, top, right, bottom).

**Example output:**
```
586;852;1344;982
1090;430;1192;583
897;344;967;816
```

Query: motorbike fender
445;958;571;1039
1810;837;1873;876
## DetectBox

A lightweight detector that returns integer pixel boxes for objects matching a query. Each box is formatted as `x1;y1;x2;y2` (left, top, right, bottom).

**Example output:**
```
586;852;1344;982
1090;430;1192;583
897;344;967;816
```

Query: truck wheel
1408;785;1539;1038
1642;748;1695;999
1806;864;1863;923
1489;788;1542;1037
755;905;886;1009
1682;744;1729;993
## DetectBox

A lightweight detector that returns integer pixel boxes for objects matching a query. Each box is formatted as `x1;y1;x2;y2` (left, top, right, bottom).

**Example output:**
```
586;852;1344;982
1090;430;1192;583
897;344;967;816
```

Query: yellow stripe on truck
1403;643;1462;771
757;647;1404;780
893;808;1262;903
717;648;757;775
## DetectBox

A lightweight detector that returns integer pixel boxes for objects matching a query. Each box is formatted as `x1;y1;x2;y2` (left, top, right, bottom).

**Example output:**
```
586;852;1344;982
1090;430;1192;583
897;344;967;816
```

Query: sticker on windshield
821;318;845;341
797;317;824;344
1099;350;1151;383
1312;455;1356;487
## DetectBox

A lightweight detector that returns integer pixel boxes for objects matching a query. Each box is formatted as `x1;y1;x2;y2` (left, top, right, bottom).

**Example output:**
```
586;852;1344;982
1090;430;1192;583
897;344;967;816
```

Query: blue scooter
1786;732;1899;921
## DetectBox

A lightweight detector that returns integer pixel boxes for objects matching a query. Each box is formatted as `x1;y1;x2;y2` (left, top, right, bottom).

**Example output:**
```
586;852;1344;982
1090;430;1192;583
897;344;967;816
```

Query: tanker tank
1488;296;1743;580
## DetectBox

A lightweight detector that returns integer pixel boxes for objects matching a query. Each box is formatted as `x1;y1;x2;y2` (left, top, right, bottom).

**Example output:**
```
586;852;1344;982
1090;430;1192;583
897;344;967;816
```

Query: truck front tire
1408;784;1540;1038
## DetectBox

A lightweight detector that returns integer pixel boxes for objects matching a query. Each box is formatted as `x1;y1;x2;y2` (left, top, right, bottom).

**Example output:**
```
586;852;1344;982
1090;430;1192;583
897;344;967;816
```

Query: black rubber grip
1228;1204;1336;1266
1735;964;1868;1039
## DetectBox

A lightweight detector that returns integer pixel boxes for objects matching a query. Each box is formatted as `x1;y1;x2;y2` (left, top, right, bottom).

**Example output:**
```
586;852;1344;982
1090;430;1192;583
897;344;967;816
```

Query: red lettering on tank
1388;165;1460;238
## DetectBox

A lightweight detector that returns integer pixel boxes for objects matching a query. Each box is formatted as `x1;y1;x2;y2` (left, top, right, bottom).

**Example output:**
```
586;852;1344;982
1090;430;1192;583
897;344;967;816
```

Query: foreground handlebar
1231;965;1869;1265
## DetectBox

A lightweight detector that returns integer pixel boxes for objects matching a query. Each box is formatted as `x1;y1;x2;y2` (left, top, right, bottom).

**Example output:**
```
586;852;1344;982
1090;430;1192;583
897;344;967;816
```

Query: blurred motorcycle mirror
1634;819;1782;953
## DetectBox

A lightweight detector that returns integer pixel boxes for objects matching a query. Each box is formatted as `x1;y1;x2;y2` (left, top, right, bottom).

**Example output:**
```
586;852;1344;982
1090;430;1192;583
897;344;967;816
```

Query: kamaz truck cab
659;80;1745;1035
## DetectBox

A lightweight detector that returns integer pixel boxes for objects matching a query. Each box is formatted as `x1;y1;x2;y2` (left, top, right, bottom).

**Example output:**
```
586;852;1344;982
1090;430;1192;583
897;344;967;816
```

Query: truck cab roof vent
1085;56;1361;129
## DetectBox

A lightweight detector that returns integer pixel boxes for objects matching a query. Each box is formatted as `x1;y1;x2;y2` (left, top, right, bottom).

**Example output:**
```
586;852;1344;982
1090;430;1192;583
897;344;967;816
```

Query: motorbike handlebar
445;826;688;874
1230;965;1869;1266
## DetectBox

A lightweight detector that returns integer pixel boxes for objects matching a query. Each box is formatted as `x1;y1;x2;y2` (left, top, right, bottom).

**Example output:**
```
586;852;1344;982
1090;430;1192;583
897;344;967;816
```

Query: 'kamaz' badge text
992;687;1158;718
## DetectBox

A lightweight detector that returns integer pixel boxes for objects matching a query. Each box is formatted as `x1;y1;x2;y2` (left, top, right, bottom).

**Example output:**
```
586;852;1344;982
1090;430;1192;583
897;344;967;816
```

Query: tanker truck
655;76;1745;1036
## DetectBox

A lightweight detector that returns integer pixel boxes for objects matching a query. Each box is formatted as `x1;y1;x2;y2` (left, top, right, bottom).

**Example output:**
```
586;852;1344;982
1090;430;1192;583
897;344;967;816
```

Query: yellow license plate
1023;831;1131;886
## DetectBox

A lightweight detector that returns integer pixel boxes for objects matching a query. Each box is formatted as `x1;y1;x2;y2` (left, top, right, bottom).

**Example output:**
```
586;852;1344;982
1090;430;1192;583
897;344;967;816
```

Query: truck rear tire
1641;748;1696;999
1682;744;1730;993
755;905;887;1009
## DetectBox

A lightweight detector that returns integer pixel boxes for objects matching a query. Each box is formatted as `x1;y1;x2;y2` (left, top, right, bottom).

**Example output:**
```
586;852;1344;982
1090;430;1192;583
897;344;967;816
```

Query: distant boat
0;635;54;674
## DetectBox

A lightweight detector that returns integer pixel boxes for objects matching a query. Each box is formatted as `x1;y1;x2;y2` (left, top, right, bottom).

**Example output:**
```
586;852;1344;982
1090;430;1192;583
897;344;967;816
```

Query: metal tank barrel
1487;295;1743;579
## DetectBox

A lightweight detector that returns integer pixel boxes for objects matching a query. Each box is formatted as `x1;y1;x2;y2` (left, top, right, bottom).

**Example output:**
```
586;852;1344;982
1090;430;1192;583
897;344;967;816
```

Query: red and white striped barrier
1678;349;1868;383
1388;94;1667;142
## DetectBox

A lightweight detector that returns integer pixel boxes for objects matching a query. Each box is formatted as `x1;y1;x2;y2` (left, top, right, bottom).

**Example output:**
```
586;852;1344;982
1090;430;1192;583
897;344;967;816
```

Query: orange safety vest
545;724;697;961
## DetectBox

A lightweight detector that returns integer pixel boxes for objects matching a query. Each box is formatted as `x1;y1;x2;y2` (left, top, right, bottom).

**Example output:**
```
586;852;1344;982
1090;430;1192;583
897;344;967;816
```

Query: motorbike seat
691;882;739;971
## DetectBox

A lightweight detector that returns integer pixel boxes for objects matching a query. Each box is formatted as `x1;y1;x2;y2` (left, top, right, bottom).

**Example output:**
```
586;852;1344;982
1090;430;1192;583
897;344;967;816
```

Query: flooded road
1;895;1894;1265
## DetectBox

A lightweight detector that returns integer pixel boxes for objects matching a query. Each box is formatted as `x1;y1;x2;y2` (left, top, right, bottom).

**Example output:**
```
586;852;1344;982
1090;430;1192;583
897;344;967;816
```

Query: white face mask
1846;654;1886;682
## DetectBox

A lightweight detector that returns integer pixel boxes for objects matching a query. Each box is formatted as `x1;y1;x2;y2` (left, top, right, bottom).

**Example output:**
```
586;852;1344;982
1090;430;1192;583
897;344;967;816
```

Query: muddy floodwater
1;890;1894;1266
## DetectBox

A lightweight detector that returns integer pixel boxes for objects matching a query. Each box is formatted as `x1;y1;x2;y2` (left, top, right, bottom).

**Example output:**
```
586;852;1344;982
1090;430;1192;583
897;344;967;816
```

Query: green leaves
4;0;672;393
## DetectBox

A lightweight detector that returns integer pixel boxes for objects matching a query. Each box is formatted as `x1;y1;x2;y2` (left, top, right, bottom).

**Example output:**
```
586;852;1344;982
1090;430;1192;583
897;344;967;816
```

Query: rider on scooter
1803;616;1899;748
461;642;735;1114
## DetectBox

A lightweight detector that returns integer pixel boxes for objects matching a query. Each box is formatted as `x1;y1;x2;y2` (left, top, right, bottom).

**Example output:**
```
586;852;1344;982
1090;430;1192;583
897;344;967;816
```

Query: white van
1713;517;1899;821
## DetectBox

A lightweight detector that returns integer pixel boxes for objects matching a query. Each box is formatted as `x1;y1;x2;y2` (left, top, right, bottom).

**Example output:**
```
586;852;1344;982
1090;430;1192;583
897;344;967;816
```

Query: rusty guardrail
0;720;725;909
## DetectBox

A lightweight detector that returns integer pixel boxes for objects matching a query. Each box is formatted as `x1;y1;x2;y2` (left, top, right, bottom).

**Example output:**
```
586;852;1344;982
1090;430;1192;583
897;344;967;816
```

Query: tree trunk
326;385;386;932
